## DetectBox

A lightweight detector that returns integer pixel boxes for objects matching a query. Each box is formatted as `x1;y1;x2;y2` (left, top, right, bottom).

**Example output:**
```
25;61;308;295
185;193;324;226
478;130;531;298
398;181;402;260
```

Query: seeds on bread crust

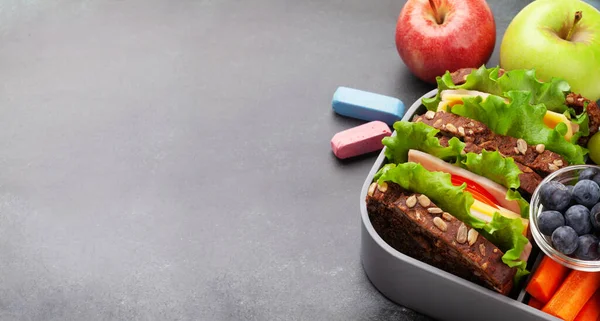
456;223;468;244
417;194;431;207
433;217;447;232
536;144;545;153
427;207;443;214
442;212;453;221
406;195;417;208
517;138;527;155
368;182;377;197
468;229;479;246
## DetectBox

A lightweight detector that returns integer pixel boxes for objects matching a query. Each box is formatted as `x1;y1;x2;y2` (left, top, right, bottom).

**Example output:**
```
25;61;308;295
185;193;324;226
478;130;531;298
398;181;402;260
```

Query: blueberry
566;185;578;206
566;185;574;194
551;226;579;255
572;179;600;208
590;203;600;231
538;210;565;236
539;181;572;212
580;168;598;181
592;173;600;188
565;205;593;235
575;234;600;260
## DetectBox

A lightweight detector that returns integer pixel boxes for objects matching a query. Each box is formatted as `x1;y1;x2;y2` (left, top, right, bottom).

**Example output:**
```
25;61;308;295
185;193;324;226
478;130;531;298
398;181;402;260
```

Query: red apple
395;0;496;84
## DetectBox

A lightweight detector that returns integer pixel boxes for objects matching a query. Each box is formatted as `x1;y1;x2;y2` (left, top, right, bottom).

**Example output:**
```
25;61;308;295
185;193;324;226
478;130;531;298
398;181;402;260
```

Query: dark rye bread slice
566;92;600;146
366;181;516;295
415;110;567;178
437;136;541;196
449;67;600;147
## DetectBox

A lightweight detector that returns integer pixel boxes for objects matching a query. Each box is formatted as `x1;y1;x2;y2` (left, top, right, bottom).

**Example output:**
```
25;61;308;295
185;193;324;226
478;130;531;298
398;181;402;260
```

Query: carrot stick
574;289;600;321
528;296;545;309
526;255;571;303
542;270;600;321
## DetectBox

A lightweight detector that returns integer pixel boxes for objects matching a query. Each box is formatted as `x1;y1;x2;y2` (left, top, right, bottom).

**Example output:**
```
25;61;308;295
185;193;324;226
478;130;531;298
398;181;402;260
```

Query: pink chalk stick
331;121;392;159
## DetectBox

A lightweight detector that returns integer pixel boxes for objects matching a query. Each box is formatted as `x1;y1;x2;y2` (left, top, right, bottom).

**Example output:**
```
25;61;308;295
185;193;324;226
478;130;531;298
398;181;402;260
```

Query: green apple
588;131;600;164
500;0;600;101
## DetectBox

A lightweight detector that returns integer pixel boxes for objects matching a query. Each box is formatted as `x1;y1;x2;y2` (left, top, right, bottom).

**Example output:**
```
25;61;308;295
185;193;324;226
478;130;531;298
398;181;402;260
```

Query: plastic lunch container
358;89;562;321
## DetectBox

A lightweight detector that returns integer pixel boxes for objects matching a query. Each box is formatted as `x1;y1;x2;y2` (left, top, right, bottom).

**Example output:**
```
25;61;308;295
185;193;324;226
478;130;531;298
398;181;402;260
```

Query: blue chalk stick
332;87;405;126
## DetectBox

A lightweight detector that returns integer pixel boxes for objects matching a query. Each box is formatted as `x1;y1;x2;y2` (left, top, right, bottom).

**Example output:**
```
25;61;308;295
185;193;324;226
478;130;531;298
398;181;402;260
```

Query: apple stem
566;11;582;41
428;0;443;25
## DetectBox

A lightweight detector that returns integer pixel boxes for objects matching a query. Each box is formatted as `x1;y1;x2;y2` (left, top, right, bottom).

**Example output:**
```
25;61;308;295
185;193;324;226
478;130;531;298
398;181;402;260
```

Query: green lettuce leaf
514;266;531;287
496;69;570;113
460;150;521;190
480;212;530;285
422;65;572;113
421;72;462;111
507;189;530;219
375;162;484;230
375;162;529;283
568;103;590;144
373;163;395;182
451;91;587;164
382;121;465;164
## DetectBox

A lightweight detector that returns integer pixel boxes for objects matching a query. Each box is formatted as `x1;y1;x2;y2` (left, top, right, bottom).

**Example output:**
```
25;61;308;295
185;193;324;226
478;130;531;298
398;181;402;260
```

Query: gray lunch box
359;89;561;321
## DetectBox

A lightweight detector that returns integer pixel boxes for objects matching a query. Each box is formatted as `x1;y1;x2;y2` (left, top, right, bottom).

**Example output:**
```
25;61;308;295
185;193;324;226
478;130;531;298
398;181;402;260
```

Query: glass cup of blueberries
530;165;600;271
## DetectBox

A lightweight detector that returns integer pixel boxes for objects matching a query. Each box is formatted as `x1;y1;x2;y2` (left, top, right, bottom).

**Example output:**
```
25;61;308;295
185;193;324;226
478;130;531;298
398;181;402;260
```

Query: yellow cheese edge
470;199;529;232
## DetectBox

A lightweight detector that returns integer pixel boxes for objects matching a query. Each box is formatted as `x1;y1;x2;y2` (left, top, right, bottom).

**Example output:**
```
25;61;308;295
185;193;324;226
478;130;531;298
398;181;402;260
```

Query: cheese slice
470;199;529;232
543;110;576;141
437;89;578;141
437;89;493;112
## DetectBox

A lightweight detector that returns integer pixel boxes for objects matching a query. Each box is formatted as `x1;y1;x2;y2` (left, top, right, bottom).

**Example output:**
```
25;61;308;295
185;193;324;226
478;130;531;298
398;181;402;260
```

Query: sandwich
365;65;600;296
445;66;600;148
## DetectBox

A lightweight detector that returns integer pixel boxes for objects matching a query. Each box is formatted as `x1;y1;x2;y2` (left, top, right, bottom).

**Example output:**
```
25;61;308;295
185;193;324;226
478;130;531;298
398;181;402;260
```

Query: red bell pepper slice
451;175;500;209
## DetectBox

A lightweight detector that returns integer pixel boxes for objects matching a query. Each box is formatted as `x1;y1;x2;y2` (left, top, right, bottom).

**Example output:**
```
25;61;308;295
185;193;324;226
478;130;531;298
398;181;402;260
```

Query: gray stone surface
0;0;597;320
